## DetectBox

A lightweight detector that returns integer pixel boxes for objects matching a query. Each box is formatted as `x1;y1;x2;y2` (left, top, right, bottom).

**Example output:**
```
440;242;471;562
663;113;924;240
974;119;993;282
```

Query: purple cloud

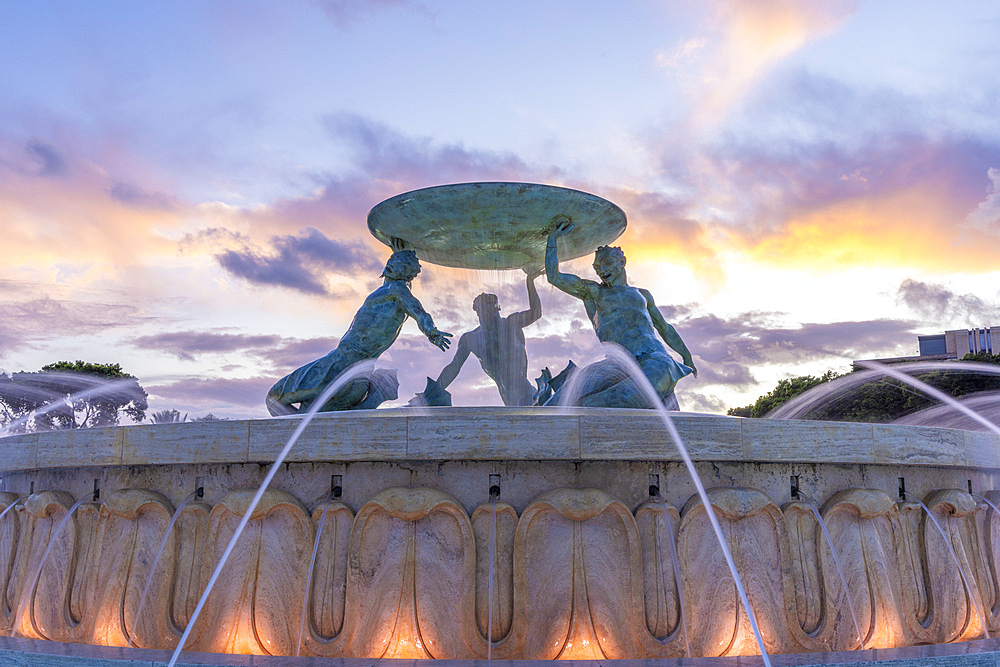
646;71;1000;253
130;330;338;375
679;312;919;366
322;113;558;186
897;279;1000;324
25;139;67;177
212;227;380;295
108;182;176;210
0;295;146;360
312;0;418;28
132;331;284;362
146;376;273;412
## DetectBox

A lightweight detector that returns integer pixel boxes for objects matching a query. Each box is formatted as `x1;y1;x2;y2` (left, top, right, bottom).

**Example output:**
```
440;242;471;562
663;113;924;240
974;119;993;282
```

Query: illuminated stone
0;410;999;662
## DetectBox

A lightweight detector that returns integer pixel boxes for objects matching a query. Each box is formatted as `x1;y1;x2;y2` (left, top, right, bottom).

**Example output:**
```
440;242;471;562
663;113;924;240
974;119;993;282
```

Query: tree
191;413;227;422
150;409;188;424
0;361;147;432
728;370;843;418
0;372;54;434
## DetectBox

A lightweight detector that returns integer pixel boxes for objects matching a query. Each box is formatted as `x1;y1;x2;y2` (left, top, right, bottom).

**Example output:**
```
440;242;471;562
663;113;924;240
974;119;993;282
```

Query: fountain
2;183;1000;666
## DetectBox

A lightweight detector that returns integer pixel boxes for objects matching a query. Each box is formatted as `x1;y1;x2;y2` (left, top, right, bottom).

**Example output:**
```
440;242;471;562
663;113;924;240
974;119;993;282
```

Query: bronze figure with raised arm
266;249;452;414
544;216;696;408
432;267;543;406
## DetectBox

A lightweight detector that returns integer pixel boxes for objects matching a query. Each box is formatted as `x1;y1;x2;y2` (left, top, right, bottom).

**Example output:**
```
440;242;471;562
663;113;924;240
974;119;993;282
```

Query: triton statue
433;267;543;406
543;216;696;408
266;249;452;414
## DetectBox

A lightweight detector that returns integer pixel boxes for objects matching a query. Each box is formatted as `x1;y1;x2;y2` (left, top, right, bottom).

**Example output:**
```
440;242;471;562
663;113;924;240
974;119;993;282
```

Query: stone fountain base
1;408;999;662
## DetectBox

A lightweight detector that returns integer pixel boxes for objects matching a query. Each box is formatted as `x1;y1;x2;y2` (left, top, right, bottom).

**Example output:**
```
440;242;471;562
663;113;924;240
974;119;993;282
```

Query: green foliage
962;351;1000;364
191;413;228;422
0;361;147;432
41;360;131;378
729;354;1000;422
727;370;843;418
150;409;187;424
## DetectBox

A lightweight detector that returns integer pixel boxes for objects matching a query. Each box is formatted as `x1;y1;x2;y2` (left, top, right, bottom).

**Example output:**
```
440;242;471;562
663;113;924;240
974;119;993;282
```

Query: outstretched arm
435;334;471;389
641;288;697;376
545;217;593;300
396;287;453;351
508;267;543;328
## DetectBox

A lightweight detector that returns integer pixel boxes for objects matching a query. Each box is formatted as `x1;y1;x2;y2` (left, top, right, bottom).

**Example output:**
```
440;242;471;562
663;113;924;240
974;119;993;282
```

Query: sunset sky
2;1;999;419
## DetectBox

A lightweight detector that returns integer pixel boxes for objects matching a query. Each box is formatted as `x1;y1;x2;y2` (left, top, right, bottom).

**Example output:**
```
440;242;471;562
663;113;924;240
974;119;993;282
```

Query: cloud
646;103;1000;273
0;134;186;274
146;375;273;413
108;182;176;210
687;313;917;364
312;0;419;28
178;114;558;279
965;167;1000;234
131;331;284;361
131;329;338;373
25;139;67;177
671;0;858;130
656;37;708;69
0;295;146;361
897;279;1000;324
322;112;554;187
679;391;729;414
665;309;922;413
669;310;919;397
211;227;381;295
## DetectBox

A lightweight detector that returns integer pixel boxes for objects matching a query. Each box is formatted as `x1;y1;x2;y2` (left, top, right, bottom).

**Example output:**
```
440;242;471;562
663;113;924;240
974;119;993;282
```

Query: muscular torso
464;317;532;404
336;283;410;359
586;284;663;358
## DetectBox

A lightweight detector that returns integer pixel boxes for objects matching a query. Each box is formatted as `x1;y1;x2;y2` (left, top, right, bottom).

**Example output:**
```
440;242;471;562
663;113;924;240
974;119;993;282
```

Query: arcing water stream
558;343;774;667
167;360;384;667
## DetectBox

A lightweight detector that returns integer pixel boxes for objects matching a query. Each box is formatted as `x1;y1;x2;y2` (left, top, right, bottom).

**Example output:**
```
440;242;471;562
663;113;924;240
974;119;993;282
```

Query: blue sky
2;1;999;418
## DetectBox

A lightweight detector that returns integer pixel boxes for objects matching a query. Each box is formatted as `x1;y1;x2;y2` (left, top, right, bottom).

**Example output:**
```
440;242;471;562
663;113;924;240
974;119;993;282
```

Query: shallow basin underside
1;408;999;664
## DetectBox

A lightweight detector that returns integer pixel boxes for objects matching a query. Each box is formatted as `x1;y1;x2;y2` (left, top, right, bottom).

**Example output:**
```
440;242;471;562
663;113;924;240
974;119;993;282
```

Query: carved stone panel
188;488;312;655
679;487;806;656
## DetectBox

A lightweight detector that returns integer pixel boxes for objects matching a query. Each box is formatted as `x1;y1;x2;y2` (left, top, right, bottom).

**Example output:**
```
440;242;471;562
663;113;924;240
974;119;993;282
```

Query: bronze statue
544;217;696;408
433;268;543;406
266;250;452;414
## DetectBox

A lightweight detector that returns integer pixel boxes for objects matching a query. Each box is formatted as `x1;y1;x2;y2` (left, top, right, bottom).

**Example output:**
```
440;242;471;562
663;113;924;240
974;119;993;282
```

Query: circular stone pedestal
0;408;998;663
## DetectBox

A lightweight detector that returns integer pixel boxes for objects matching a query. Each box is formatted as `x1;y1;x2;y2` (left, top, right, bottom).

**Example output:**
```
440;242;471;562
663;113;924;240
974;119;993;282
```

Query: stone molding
2;410;999;471
1;483;999;659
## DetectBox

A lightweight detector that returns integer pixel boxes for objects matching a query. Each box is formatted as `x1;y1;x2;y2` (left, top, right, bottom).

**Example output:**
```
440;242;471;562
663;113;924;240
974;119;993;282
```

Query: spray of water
559;343;773;665
296;497;333;656
0;383;63;435
0;497;25;529
659;502;690;657
167;360;381;667
126;490;200;648
971;492;1000;522
12;494;93;635
908;494;989;639
486;491;498;662
795;491;864;649
1;376;144;437
854;361;1000;436
896;391;1000;431
770;361;1000;434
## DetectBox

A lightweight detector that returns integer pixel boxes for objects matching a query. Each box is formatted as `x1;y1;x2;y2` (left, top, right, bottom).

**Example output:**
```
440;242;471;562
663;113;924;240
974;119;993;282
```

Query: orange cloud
676;0;857;129
0;161;181;282
746;186;1000;271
